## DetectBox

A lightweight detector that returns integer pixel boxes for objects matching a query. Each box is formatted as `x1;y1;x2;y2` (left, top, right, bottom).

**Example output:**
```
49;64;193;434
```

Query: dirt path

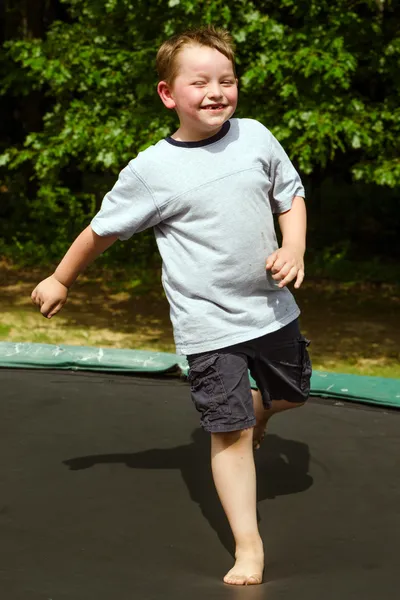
1;262;399;377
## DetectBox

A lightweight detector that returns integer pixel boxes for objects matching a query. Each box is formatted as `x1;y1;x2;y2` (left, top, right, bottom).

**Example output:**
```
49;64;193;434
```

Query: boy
31;26;311;586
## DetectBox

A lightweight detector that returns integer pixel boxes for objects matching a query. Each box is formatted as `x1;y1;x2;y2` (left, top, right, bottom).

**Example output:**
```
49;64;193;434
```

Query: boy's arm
53;225;118;287
266;195;307;289
31;225;118;318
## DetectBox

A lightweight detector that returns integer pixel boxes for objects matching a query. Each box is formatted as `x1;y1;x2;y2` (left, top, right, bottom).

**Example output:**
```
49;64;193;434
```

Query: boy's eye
222;80;234;85
193;81;206;86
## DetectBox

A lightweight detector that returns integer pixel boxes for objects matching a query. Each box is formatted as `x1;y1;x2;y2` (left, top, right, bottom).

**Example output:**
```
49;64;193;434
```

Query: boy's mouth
201;104;226;110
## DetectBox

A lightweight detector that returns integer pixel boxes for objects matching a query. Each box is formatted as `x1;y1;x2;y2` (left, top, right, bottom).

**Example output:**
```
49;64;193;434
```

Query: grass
0;260;399;379
0;324;12;336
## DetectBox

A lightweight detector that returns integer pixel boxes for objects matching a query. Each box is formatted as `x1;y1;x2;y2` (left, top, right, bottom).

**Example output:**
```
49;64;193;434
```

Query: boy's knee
295;400;306;409
271;398;306;412
211;427;253;447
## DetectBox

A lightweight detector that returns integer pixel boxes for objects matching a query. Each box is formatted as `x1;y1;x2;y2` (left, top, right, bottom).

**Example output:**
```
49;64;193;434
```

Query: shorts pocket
188;354;231;420
266;336;312;402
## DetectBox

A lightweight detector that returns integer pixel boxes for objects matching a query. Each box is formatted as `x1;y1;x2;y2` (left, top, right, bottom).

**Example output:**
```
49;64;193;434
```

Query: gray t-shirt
91;118;305;355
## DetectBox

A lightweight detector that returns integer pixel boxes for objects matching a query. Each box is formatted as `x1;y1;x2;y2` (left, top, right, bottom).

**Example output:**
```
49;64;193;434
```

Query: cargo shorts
186;319;312;433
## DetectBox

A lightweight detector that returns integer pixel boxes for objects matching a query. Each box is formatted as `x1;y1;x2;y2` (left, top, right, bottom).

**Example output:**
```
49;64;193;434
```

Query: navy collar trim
165;121;231;148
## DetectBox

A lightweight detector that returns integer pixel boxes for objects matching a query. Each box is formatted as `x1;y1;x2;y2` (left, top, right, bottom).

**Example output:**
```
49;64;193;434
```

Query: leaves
0;0;400;261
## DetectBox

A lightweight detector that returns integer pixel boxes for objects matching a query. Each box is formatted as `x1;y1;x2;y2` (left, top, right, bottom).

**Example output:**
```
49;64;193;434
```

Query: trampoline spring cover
0;341;399;408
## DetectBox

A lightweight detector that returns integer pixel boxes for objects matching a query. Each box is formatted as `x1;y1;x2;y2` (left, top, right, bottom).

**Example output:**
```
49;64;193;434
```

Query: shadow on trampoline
63;428;313;558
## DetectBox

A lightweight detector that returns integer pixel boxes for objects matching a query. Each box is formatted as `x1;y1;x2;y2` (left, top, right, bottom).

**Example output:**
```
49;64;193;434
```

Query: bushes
0;0;399;266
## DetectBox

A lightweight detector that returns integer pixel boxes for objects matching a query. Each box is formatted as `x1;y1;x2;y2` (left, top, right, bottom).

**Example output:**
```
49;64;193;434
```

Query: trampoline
1;367;400;600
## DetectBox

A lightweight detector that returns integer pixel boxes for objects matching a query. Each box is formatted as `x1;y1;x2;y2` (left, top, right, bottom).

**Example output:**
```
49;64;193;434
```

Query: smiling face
157;44;238;142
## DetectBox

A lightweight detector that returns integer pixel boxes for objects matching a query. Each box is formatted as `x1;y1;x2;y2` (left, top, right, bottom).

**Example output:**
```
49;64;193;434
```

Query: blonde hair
156;25;236;84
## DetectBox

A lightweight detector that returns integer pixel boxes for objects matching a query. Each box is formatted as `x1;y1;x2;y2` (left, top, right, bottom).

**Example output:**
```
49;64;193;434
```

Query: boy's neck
171;123;226;143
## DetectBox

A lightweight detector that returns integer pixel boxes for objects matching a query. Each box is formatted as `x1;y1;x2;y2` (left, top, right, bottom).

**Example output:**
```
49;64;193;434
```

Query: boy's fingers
293;269;305;289
271;262;292;279
277;267;298;288
40;300;57;318
266;251;279;269
31;290;45;308
270;259;287;275
47;301;64;319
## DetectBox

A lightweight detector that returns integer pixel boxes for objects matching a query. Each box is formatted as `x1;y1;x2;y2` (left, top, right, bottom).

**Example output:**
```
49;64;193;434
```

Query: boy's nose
207;84;223;99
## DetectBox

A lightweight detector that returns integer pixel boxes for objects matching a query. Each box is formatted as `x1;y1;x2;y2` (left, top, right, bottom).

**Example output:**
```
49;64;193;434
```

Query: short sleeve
90;163;161;240
267;134;305;214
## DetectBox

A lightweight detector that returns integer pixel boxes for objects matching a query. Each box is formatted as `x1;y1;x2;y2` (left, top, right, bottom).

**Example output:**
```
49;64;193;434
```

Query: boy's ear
157;81;176;109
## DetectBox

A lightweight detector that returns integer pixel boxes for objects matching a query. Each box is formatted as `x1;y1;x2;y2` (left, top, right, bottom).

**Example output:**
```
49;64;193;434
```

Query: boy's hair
156;25;236;84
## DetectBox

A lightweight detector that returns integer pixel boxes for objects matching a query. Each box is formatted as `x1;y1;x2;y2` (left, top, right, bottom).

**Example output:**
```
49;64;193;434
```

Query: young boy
31;26;311;586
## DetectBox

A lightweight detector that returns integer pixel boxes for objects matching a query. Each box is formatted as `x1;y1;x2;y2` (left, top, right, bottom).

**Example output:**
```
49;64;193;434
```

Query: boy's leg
211;427;264;585
252;389;305;449
187;351;263;585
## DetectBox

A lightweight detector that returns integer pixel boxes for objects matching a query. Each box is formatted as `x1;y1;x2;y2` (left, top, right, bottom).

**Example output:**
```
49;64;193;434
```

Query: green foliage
1;0;400;261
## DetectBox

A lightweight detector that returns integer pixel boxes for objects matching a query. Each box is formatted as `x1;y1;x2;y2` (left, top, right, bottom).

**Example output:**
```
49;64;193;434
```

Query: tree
1;0;399;261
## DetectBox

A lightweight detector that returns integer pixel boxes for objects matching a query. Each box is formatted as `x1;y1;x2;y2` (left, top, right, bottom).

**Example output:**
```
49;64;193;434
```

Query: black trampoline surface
1;369;399;600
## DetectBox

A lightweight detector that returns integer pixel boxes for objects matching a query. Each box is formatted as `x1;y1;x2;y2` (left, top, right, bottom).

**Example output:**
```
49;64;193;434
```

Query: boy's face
158;44;238;141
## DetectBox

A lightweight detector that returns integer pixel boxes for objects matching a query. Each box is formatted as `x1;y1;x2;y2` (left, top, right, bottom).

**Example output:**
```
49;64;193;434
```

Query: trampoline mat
1;368;399;600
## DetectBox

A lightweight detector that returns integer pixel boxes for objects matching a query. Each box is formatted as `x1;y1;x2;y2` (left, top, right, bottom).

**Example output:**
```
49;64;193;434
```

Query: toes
224;573;263;586
253;431;265;451
246;574;262;585
224;574;247;585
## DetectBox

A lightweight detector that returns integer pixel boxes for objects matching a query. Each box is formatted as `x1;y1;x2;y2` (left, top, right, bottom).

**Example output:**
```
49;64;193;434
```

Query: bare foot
252;391;270;450
253;417;269;451
223;545;264;586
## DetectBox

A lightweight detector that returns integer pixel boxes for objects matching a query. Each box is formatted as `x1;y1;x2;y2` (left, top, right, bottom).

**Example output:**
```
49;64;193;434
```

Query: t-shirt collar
165;121;231;148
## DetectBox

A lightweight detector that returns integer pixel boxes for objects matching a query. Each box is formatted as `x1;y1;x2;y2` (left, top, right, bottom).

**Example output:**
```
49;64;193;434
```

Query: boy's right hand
31;275;69;319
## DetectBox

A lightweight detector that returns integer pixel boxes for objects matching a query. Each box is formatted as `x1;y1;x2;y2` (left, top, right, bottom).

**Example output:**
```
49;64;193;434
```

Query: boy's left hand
266;245;305;289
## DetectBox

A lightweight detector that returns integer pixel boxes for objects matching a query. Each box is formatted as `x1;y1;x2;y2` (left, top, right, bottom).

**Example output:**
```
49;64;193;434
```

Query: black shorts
186;319;312;433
